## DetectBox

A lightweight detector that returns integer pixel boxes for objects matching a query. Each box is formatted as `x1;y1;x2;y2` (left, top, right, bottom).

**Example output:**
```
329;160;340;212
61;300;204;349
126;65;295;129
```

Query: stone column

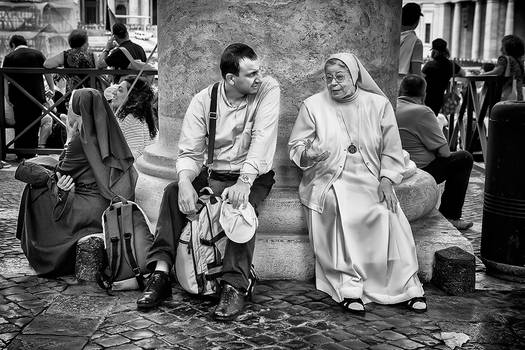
505;0;514;35
136;0;403;279
128;0;139;25
471;0;482;60
451;2;462;58
484;0;499;60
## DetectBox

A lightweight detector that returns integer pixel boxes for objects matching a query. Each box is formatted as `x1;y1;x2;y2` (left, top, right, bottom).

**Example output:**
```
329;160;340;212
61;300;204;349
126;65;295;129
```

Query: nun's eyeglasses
324;73;348;84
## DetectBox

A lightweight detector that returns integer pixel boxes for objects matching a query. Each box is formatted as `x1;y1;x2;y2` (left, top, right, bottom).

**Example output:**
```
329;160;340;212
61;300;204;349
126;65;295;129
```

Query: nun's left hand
378;177;397;213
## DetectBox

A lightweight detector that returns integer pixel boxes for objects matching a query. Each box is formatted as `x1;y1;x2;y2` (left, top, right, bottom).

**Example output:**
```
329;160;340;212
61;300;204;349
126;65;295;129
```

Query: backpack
175;188;228;296
97;197;154;292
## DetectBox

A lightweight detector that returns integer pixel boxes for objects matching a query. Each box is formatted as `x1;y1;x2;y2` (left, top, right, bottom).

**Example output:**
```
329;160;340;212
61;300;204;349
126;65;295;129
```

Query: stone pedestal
136;0;403;280
432;246;476;295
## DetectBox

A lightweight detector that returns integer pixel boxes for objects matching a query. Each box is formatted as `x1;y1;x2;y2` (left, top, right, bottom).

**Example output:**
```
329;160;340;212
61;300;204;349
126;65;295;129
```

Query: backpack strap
207;82;220;167
120;203;146;291
97;205;122;291
118;46;137;69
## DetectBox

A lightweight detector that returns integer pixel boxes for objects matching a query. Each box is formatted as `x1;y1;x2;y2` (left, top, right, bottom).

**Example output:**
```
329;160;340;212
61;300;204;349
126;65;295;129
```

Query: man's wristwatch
238;174;253;186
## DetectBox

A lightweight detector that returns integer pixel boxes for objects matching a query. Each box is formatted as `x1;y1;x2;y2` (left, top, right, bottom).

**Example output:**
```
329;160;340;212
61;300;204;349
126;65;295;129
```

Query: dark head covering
71;88;137;200
402;3;423;26
431;38;447;52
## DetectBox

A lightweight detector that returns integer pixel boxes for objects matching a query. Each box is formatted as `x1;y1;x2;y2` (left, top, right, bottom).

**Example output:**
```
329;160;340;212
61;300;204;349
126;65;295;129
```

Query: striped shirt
118;114;157;159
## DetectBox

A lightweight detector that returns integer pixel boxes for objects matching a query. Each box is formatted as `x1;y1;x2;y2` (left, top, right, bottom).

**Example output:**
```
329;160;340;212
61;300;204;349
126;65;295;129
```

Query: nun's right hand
300;140;330;167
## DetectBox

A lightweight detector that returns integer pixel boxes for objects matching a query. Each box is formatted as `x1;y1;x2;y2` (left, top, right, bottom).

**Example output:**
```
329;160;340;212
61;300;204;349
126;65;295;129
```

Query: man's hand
222;181;250;209
378;177;397;213
105;37;117;51
300;139;330;167
56;172;75;191
178;179;198;215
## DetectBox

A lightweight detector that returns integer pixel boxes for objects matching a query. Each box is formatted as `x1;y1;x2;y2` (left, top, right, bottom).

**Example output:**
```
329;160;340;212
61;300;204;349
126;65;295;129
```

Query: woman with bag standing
480;35;524;101
16;89;136;276
422;38;466;116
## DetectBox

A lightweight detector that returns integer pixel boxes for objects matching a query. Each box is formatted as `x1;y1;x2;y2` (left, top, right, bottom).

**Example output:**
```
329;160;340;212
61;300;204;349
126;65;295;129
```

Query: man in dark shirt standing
2;35;54;160
97;23;147;83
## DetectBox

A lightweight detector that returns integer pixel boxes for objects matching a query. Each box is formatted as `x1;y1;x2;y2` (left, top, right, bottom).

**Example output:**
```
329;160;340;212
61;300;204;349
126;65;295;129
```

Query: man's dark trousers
13;101;42;160
146;169;275;291
422;150;473;220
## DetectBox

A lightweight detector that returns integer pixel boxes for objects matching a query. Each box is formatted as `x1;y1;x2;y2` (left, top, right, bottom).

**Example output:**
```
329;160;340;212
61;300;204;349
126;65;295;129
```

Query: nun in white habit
288;53;426;314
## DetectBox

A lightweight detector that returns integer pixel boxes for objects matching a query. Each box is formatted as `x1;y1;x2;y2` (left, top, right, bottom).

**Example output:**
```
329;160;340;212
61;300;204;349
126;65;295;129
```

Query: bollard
481;101;525;281
75;236;105;282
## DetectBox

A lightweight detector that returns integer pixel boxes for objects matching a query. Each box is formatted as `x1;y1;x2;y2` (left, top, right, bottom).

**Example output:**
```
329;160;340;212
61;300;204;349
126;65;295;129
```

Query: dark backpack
97;197;154;292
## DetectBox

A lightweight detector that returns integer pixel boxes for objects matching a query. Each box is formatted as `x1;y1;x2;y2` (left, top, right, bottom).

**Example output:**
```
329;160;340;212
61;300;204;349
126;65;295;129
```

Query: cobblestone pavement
1;162;524;350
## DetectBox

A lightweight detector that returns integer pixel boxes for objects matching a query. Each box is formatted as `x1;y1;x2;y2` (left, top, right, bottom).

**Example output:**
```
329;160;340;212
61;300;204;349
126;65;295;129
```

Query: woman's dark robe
16;88;136;276
16;135;109;276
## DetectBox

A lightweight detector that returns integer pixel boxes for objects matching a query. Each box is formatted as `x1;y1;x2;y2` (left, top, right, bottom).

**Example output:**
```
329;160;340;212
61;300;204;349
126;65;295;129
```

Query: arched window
116;4;127;24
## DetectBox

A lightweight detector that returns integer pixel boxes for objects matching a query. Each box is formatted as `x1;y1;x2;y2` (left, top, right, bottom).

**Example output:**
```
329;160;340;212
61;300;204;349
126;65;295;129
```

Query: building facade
405;0;525;61
80;0;157;26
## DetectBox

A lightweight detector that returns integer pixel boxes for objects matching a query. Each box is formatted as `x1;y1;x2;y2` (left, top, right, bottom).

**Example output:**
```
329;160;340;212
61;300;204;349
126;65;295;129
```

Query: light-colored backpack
175;188;227;296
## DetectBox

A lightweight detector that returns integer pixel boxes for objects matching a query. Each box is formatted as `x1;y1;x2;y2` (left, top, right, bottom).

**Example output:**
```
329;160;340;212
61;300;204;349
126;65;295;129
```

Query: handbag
441;59;461;116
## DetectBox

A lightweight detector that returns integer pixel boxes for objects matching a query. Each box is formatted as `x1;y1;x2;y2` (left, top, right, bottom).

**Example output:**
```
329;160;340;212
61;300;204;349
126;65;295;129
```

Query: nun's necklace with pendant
338;107;360;154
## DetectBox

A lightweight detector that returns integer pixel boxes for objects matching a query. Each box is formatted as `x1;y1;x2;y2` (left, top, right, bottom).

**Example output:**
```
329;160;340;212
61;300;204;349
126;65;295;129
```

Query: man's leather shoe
136;271;172;310
213;282;247;321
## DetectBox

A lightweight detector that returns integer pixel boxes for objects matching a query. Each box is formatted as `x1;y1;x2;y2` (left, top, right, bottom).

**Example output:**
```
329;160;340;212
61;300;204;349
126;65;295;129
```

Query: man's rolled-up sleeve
176;94;207;177
241;82;281;175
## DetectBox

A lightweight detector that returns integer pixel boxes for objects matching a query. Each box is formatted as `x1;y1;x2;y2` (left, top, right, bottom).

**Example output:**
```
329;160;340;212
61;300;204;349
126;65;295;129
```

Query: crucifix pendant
348;144;357;154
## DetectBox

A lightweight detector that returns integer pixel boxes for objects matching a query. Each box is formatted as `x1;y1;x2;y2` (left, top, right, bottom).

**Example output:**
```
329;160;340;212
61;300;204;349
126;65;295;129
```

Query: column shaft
451;2;462;58
505;0;514;35
483;0;499;60
471;1;481;60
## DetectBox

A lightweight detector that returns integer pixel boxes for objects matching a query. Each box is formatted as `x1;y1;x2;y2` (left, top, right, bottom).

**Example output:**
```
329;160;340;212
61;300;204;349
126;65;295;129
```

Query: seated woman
16;88;136;276
288;53;426;314
113;76;158;159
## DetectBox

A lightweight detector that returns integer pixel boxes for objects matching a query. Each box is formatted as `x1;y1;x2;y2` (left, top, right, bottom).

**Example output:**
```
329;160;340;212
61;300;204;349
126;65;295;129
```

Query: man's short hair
220;43;258;79
68;29;88;49
402;3;423;26
399;74;426;97
112;23;128;40
9;35;27;48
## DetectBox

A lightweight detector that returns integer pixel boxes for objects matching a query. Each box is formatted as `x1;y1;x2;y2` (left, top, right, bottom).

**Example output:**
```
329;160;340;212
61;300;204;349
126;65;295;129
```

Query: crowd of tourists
2;4;525;323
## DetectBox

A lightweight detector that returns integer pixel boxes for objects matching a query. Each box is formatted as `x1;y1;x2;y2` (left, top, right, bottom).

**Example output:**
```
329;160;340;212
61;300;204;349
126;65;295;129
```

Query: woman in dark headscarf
289;53;426;314
16;88;136;276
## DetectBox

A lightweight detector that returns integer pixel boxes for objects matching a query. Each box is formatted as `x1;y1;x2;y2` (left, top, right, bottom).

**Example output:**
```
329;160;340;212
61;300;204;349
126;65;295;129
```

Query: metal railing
0;67;158;160
448;75;500;160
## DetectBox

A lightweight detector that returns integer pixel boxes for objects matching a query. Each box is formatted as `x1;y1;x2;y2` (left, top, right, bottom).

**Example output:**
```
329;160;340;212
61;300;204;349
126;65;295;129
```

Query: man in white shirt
137;43;281;321
399;3;424;85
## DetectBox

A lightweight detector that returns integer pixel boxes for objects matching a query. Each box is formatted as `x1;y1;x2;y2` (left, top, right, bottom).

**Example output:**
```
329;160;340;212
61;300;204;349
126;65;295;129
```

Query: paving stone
247;334;277;346
123;318;155;330
338;339;369;349
95;334;130;347
409;334;442;346
283;339;313;349
133;337;171;349
0;332;17;343
378;330;407;341
433;246;476;295
121;329;155;340
23;314;101;337
320;343;349;350
106;344;142;350
389;338;425;349
287;326;318;337
369;344;403;350
7;334;88;350
303;334;333;345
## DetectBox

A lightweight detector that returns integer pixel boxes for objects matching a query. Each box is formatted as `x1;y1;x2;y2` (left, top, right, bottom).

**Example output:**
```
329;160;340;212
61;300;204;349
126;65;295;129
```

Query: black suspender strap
207;82;220;167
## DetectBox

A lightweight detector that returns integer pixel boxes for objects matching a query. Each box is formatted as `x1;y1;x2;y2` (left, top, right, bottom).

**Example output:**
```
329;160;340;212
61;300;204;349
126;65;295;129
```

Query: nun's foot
407;297;427;313
340;298;365;315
